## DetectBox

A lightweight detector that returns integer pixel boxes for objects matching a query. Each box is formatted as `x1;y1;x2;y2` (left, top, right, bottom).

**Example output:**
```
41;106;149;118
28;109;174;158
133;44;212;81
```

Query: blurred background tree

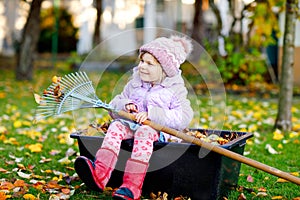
16;0;44;80
275;0;298;132
93;0;102;46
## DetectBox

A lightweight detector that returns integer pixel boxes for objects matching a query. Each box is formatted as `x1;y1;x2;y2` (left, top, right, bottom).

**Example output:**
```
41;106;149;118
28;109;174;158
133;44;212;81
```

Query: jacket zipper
143;84;152;111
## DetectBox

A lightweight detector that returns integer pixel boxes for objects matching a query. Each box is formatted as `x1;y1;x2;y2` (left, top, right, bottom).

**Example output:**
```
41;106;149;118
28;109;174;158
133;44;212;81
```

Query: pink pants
101;120;159;162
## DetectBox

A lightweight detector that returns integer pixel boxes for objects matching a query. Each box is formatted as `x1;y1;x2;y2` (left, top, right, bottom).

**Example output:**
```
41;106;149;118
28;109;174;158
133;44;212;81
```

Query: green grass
0;67;299;200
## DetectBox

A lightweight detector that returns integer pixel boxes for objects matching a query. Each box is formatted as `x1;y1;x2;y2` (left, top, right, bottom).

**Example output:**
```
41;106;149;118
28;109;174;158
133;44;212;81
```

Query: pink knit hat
139;35;193;77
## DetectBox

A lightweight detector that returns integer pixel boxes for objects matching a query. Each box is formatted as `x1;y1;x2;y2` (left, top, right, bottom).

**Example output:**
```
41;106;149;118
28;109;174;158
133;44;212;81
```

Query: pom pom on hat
139;35;193;77
169;35;193;55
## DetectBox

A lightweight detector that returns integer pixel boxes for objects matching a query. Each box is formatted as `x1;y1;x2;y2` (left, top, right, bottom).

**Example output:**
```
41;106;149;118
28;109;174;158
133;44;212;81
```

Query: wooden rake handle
117;110;300;185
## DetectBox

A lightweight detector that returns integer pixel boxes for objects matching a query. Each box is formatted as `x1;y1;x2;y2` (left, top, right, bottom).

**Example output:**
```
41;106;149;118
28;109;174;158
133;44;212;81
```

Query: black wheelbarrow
71;128;253;200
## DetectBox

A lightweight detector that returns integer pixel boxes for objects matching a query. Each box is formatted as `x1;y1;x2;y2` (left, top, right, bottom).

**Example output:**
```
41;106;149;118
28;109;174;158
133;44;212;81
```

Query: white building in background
75;0;95;55
0;0;24;56
0;0;196;56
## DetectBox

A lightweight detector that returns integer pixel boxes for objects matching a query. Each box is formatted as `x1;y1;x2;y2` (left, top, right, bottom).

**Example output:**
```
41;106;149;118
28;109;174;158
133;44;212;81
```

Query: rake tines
35;71;105;121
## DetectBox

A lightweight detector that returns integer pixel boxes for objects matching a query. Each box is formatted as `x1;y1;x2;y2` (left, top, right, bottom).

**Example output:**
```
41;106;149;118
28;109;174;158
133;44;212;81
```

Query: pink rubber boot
113;159;149;200
75;148;118;192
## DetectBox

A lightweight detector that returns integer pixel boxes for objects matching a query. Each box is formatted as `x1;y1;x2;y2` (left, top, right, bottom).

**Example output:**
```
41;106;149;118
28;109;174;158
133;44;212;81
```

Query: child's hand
125;103;138;113
135;112;148;123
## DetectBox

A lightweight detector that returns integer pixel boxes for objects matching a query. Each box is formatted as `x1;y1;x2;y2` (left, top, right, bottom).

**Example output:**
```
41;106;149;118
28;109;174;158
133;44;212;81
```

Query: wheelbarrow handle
117;110;300;185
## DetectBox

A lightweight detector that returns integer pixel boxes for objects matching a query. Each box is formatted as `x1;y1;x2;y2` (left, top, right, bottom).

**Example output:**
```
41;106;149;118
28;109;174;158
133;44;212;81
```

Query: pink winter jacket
109;67;194;136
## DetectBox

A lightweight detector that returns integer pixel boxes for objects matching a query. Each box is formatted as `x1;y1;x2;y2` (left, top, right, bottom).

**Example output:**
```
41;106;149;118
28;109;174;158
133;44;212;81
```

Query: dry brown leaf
237;193;247;200
61;188;70;194
0;167;8;173
14;180;26;187
0;181;15;190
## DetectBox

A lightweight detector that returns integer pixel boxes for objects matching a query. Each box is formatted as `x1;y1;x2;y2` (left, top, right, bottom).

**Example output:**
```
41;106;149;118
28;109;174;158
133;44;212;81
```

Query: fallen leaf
13;120;22;128
53;170;66;176
265;144;280;154
39;156;52;163
31;181;45;190
0;191;11;200
273;129;284;140
17;171;31;179
41;169;53;174
22;121;31;127
49;149;61;156
0;181;14;190
14;179;26;187
276;178;289;183
61;188;70;194
17;163;26;170
258;187;267;192
254;138;262;144
272;196;283;199
31;174;45;179
238;193;247;200
4;137;19;145
23;193;37;200
0;126;8;134
0;92;6;99
150;192;157;199
290;172;299;176
52;75;61;83
49;194;60;200
292;123;300;131
33;93;45;105
65;148;76;157
289;132;299;138
58;156;71;165
256;192;268;197
247;174;254;182
0;167;8;173
26;143;43;153
46;180;61;189
9;154;24;163
253;112;262;120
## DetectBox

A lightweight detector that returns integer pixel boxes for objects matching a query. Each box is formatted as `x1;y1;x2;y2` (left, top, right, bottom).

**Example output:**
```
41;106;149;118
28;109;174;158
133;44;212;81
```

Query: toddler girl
75;35;194;200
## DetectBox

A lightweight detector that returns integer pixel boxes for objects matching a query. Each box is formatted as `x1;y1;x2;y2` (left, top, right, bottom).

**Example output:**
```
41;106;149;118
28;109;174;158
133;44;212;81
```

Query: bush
205;38;269;86
38;7;78;53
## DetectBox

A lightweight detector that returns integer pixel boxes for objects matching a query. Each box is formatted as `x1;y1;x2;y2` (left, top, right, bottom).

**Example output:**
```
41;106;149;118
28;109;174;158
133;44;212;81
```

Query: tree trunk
191;0;204;46
275;0;297;132
93;0;102;46
190;0;204;61
16;0;43;81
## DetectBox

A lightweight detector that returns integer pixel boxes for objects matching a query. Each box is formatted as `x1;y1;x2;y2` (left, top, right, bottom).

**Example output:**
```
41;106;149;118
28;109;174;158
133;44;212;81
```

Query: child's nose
139;62;147;69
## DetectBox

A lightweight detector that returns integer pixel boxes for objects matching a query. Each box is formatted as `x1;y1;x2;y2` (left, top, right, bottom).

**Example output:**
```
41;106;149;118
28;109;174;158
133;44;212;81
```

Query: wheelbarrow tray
70;129;253;200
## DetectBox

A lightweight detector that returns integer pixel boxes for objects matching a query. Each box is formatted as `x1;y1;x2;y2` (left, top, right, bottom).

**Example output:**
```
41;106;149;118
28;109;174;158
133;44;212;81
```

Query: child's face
138;53;163;83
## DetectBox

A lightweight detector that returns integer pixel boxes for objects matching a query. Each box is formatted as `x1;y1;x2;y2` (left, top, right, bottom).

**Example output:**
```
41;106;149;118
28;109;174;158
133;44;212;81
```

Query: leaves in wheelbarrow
185;130;235;145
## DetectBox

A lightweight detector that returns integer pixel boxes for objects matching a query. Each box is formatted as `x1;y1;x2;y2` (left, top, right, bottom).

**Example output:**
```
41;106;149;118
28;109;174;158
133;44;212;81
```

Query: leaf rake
34;71;300;185
35;71;113;121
